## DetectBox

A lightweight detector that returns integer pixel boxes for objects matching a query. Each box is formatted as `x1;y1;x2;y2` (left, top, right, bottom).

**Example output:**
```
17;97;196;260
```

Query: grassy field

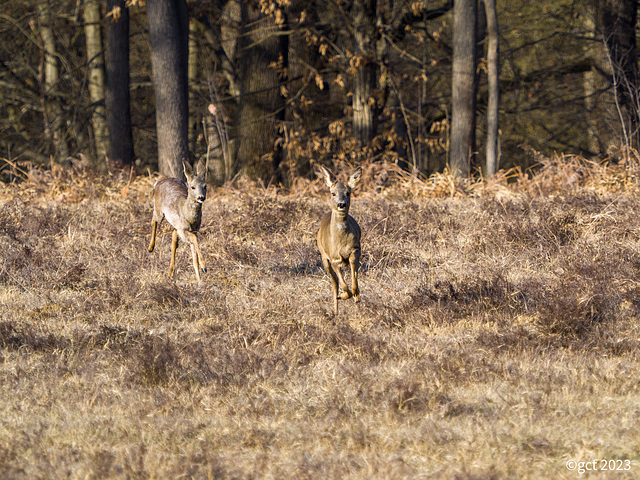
1;158;640;479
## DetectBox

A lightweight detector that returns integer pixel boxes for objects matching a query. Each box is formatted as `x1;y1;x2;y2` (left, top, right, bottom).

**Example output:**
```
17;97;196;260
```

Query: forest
2;0;639;184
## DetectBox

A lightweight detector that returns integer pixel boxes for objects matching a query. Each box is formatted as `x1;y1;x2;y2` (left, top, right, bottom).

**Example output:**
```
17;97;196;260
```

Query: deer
317;165;362;315
147;158;208;282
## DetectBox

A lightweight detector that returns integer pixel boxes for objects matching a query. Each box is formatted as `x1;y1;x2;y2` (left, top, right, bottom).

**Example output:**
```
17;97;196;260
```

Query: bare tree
596;0;639;148
105;0;135;168
37;0;69;161
236;0;288;182
352;0;378;147
450;0;477;177
484;0;499;176
191;2;240;183
188;18;200;156
84;0;108;165
146;0;190;178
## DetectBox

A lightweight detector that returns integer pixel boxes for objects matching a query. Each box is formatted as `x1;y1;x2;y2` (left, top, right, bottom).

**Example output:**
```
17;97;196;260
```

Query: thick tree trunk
188;18;199;156
484;0;500;176
584;7;600;155
147;0;190;178
237;1;288;182
84;0;109;166
450;0;477;177
37;1;68;161
105;0;135;168
597;0;639;148
352;0;378;147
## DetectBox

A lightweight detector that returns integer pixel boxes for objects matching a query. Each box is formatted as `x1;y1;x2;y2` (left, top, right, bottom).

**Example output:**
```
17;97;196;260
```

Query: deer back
153;159;207;233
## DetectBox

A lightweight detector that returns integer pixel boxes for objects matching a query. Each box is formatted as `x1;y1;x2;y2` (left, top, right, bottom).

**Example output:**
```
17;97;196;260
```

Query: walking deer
148;158;207;282
317;165;362;315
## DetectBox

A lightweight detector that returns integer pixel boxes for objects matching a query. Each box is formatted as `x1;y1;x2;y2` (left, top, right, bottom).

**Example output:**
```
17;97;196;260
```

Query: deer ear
318;165;336;187
347;167;362;189
196;158;206;177
182;158;193;179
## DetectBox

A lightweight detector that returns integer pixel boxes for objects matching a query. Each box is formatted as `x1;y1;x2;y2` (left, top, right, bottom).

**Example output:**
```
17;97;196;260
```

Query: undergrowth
1;152;640;478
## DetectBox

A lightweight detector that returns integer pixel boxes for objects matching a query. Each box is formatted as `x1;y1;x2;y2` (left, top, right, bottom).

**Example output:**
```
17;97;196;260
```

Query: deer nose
337;202;347;210
197;195;205;203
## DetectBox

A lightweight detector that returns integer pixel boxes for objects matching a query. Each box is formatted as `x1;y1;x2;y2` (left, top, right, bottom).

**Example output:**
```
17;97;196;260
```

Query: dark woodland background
1;0;639;184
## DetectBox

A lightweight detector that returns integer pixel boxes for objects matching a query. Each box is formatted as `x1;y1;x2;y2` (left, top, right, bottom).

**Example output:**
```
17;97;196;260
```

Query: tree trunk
147;0;190;178
450;0;477;177
37;1;68;161
390;93;409;170
584;7;600;155
105;0;135;168
84;0;109;166
237;1;288;182
188;18;199;156
352;0;378;147
597;0;639;148
484;0;499;176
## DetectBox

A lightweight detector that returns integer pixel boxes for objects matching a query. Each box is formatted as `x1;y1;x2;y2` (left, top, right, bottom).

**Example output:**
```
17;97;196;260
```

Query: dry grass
1;154;640;478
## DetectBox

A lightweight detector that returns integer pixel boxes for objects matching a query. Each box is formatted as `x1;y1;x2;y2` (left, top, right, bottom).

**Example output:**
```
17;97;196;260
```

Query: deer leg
188;232;206;273
148;219;158;252
190;242;202;283
322;256;340;315
350;250;361;303
168;230;179;277
333;261;353;300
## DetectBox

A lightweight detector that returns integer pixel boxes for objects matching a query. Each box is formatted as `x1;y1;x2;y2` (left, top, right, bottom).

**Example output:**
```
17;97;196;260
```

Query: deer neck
181;195;202;228
331;209;350;231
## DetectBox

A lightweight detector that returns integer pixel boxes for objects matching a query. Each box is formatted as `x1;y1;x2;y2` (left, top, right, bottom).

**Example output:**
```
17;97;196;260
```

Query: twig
0;157;29;180
602;37;629;147
207;71;232;182
390;79;417;173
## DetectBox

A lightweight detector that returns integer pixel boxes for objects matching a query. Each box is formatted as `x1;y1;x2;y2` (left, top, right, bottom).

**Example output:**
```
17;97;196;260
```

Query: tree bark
352;0;378;147
237;1;288;182
450;0;477;177
105;0;135;168
188;18;199;156
147;0;190;178
37;1;69;161
84;0;109;166
484;0;499;176
596;0;639;148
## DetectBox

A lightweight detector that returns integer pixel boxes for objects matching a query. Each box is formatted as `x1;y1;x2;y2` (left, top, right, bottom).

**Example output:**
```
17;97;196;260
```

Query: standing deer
148;158;207;282
317;165;362;315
